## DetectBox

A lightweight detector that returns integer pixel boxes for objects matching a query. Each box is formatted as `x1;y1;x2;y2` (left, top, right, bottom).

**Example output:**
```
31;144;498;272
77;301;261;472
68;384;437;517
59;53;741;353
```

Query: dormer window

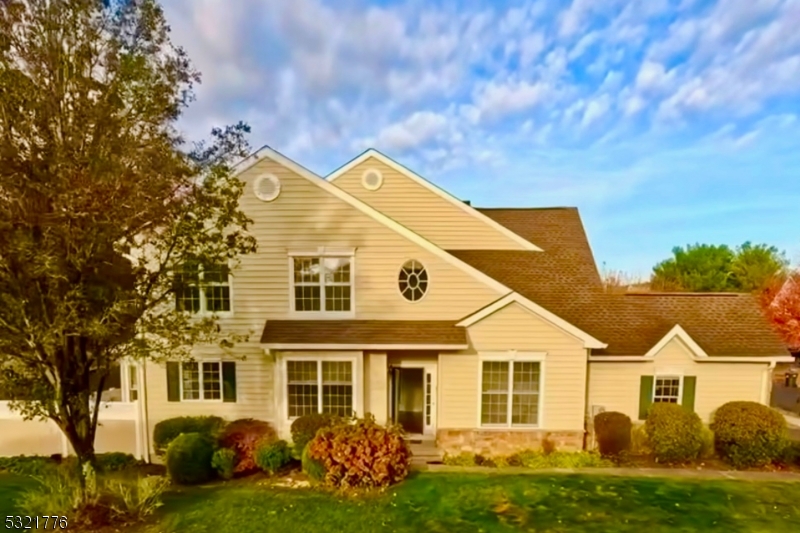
291;253;353;314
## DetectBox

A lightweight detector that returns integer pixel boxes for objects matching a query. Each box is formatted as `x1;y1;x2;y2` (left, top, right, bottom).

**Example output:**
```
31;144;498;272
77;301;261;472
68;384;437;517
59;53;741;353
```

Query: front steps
408;438;443;469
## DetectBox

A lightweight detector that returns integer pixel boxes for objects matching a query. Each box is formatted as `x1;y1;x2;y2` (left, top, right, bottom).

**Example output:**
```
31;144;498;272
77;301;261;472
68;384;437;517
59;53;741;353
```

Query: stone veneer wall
436;429;585;456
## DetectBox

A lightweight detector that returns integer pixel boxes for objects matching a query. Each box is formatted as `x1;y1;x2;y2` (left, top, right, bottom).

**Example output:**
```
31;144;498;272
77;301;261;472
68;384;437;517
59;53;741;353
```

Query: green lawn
149;473;800;533
0;474;36;518
2;472;799;532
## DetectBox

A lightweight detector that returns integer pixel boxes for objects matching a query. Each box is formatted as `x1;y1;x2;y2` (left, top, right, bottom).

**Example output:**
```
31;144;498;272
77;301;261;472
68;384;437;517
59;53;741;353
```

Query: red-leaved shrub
218;418;277;474
594;411;632;457
308;415;411;488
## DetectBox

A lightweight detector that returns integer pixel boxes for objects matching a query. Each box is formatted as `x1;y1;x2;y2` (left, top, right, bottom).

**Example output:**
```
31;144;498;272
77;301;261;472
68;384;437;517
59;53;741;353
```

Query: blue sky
163;0;800;279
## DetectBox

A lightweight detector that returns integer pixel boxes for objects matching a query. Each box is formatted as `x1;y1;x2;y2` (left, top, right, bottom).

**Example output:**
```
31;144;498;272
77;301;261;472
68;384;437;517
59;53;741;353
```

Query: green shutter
638;375;654;420
222;362;237;403
682;376;697;412
166;362;180;402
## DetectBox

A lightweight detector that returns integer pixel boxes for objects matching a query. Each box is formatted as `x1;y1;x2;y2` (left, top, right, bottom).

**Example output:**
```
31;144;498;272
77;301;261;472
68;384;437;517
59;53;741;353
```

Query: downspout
583;348;592;451
140;360;151;463
761;361;777;406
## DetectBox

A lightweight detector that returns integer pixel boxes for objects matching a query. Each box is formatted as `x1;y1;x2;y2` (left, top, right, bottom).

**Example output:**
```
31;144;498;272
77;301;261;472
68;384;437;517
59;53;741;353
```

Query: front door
390;365;436;436
393;368;424;434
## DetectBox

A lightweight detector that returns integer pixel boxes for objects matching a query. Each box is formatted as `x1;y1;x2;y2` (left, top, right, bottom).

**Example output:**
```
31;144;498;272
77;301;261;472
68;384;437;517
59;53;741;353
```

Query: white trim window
291;256;352;313
174;263;232;314
286;359;354;417
181;361;222;401
480;360;542;427
653;376;682;404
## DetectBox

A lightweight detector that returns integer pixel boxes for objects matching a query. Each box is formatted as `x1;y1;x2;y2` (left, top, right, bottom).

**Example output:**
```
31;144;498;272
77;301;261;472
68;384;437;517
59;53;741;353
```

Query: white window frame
478;351;546;429
174;263;234;317
653;375;683;405
288;248;356;317
275;352;363;431
179;361;223;403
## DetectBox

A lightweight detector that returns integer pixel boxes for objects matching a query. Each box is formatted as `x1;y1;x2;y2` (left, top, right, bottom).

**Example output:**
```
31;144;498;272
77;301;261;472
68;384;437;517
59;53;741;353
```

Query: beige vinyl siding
587;337;769;423
230;156;500;323
438;302;587;431
144;343;273;452
142;155;503;449
95;421;137;455
332;158;528;251
364;352;388;424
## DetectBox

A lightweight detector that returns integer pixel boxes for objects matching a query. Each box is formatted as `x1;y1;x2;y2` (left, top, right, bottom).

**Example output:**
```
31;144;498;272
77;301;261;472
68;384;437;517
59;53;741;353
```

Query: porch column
365;352;388;424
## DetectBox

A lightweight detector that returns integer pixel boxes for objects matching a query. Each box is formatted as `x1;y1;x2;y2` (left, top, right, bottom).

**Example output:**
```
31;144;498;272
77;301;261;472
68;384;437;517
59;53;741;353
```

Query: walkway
426;465;800;482
781;410;800;441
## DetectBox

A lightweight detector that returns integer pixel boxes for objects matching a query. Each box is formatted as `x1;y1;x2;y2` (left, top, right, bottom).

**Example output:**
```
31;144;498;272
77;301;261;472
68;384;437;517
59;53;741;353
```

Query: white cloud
519;33;547;67
373;111;449;151
581;94;612;128
635;61;674;92
473;80;550;120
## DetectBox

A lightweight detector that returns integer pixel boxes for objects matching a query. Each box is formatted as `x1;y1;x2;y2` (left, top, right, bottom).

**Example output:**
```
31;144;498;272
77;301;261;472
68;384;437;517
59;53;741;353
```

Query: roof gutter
588;355;796;363
262;343;470;351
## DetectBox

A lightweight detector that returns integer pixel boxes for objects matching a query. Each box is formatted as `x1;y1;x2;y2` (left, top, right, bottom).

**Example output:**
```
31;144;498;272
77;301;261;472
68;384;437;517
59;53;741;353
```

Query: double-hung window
174;263;231;314
481;359;541;427
653;376;682;404
181;361;222;401
286;360;354;417
291;255;352;313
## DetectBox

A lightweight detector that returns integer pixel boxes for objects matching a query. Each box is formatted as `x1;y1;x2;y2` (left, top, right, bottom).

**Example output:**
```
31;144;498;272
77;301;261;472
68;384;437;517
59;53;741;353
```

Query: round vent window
361;168;383;191
253;174;281;202
399;260;429;302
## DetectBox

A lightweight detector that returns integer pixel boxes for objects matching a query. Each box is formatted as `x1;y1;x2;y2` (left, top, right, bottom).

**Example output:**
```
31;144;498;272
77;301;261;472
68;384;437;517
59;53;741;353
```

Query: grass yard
0;474;36;518
148;473;800;533
2;471;799;532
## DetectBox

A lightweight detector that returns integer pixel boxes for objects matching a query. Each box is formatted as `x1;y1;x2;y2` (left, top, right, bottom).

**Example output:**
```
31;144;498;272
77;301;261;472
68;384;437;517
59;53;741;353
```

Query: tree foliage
760;272;800;352
0;0;255;487
651;242;788;292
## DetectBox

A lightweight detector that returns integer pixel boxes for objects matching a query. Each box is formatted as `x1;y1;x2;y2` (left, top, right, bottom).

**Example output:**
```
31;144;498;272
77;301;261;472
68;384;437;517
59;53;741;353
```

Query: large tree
651;242;788;292
760;272;800;355
0;0;255;493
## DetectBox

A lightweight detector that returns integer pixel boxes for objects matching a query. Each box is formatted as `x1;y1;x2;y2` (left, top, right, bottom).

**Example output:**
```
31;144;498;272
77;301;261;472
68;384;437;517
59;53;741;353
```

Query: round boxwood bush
594;411;632;458
290;413;341;458
710;401;787;468
254;440;292;475
153;416;226;456
645;403;704;463
166;432;216;485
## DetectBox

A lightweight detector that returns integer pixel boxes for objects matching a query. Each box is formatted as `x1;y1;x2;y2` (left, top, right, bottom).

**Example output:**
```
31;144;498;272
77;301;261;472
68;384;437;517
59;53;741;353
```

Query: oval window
399;260;428;302
253;174;281;202
361;168;383;191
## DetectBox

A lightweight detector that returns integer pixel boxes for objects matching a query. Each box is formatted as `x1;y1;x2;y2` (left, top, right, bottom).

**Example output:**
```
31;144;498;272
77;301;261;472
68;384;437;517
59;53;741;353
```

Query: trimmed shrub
505;450;611;469
778;441;800;467
153;416;226;456
443;452;477;466
290;413;342;458
630;424;651;455
165;432;215;485
96;453;141;473
710;401;787;468
255;440;292;475
645;403;704;463
308;415;411;488
301;443;326;482
699;426;715;460
211;448;237;480
594;411;632;457
218;419;277;474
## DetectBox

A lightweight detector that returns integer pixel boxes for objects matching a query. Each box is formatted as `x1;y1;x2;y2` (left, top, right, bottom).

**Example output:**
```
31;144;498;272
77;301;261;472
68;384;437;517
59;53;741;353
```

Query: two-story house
0;147;793;460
